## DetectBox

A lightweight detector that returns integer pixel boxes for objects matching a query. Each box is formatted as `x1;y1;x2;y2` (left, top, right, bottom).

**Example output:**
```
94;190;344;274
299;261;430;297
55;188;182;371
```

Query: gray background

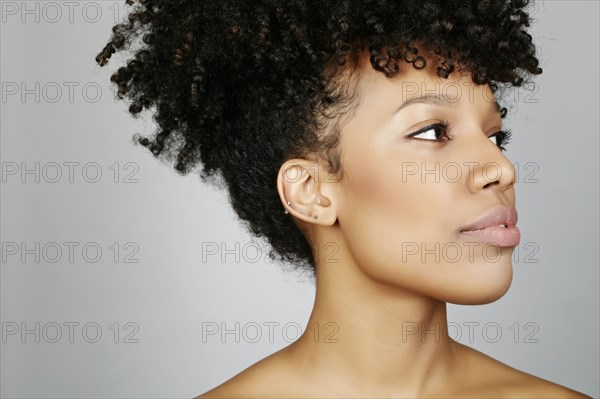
1;1;598;397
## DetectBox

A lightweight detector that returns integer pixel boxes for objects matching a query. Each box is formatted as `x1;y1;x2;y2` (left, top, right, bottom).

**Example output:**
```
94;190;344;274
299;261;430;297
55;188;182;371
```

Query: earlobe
277;159;337;226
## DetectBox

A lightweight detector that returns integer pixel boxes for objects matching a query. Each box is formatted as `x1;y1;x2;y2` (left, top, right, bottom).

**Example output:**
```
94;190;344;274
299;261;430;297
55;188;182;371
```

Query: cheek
338;154;448;272
337;157;514;304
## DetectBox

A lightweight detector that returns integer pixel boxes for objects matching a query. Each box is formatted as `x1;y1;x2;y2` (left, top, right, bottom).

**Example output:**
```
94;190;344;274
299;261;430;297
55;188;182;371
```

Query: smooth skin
197;52;590;398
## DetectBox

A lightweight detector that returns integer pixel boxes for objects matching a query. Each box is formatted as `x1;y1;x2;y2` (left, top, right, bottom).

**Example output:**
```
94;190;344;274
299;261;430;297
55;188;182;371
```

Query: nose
465;137;516;194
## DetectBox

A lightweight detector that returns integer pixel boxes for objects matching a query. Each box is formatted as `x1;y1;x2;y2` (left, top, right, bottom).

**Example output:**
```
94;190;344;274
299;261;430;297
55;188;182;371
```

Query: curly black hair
95;0;543;275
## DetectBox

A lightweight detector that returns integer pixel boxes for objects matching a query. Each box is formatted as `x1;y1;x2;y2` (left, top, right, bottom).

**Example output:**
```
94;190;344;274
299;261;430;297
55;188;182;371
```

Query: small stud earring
313;215;318;219
284;201;291;214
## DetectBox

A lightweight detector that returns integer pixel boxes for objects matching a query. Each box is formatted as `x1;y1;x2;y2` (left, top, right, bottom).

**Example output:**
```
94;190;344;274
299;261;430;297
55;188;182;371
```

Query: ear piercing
284;201;318;219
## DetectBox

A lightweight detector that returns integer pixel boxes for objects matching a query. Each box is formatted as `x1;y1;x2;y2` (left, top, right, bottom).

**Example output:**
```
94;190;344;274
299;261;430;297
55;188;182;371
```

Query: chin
355;240;516;304
443;259;514;305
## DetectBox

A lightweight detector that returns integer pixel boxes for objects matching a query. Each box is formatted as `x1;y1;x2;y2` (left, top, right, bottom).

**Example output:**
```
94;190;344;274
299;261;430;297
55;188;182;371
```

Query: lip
459;205;518;232
458;205;520;248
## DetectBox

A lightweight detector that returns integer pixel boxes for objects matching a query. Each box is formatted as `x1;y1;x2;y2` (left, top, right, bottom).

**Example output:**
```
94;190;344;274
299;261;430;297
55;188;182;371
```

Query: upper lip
459;205;518;232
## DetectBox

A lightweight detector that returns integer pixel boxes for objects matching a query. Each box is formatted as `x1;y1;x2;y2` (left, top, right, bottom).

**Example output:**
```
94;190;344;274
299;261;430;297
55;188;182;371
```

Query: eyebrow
395;93;501;114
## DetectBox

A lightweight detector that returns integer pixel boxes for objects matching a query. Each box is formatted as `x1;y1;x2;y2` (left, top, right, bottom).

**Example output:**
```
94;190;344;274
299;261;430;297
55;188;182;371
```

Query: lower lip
459;225;521;247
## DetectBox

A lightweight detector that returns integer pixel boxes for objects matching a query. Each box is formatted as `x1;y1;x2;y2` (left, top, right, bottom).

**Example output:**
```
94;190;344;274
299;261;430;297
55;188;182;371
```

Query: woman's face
323;57;518;305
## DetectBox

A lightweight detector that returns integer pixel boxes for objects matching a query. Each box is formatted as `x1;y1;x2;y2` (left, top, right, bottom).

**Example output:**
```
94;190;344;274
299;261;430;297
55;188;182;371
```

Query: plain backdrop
1;1;598;397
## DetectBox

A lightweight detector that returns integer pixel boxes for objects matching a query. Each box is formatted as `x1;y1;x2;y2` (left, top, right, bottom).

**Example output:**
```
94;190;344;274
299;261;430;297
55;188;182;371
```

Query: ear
277;159;338;226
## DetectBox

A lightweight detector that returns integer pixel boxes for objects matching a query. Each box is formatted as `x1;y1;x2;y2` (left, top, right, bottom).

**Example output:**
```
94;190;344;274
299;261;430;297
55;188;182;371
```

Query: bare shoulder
193;362;278;399
193;348;298;399
195;342;591;398
503;369;591;398
456;343;591;398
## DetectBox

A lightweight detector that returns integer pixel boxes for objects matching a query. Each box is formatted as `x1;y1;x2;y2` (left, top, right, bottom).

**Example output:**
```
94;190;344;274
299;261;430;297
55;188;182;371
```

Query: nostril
483;180;499;189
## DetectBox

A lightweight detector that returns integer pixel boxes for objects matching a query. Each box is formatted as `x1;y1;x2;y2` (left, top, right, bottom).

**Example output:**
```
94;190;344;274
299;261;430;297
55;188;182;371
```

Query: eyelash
406;120;513;152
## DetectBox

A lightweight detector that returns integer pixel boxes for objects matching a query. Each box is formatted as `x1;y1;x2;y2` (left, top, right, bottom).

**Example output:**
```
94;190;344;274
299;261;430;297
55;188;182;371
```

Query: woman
96;0;591;397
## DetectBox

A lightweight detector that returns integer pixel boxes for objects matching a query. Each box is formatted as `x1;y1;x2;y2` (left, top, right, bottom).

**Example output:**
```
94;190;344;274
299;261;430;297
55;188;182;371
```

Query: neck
288;250;460;396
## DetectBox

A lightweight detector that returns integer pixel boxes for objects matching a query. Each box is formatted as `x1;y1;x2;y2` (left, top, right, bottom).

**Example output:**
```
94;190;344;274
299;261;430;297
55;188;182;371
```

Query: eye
406;120;451;143
489;129;513;152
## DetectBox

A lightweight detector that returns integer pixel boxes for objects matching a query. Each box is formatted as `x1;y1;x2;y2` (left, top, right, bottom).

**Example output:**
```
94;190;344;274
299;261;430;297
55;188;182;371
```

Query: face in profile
285;55;520;305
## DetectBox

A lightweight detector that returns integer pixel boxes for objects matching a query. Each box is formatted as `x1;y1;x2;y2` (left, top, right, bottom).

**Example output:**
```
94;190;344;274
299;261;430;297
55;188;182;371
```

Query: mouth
460;223;510;233
458;206;520;247
458;206;518;233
